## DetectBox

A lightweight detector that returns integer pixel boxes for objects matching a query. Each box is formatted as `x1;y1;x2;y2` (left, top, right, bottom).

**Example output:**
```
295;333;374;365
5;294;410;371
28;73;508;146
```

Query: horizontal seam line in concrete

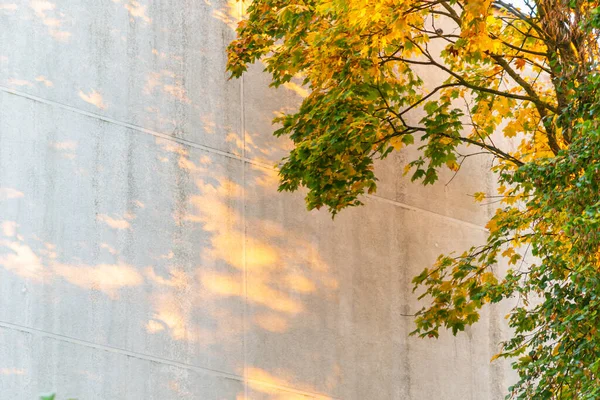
0;85;274;171
0;321;340;400
366;193;489;232
0;85;488;232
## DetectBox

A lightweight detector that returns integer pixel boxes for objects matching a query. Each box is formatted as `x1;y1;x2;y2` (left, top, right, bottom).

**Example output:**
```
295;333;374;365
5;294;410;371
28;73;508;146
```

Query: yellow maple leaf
501;247;515;258
503;123;518;138
390;136;405;150
486;218;499;233
446;160;460;171
481;272;497;284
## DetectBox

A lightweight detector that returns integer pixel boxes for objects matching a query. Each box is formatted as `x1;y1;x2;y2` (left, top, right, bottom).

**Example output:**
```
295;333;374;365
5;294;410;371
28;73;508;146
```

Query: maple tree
227;0;600;398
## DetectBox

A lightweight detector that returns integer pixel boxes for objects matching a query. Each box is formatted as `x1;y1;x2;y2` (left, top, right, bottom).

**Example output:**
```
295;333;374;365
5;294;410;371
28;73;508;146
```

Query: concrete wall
0;1;511;399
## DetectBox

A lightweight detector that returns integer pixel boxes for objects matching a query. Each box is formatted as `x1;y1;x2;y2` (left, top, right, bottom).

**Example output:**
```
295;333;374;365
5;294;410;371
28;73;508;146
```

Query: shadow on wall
0;1;345;399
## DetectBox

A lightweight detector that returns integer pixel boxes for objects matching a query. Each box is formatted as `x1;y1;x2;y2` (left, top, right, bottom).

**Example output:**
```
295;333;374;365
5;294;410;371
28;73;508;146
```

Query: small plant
40;393;77;400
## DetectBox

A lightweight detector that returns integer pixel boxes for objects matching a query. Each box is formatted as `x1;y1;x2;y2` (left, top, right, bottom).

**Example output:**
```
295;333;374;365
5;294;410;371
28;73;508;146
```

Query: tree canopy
227;0;600;398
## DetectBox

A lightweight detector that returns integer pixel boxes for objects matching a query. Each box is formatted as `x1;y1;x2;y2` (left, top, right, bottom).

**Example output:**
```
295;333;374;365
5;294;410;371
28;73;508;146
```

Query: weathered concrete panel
0;326;243;399
374;148;495;226
0;91;245;375
244;165;406;399
243;166;504;400
0;0;241;153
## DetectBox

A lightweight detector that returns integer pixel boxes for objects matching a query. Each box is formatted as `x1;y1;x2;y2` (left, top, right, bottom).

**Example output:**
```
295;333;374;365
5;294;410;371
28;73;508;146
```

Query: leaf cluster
228;0;600;397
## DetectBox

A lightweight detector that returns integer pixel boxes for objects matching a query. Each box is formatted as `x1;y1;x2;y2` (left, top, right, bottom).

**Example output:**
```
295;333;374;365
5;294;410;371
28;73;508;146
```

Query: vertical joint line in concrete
239;1;248;398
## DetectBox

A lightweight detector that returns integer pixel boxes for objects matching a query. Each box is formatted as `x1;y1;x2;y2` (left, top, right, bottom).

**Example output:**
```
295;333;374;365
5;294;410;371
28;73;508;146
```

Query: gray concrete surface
0;1;512;399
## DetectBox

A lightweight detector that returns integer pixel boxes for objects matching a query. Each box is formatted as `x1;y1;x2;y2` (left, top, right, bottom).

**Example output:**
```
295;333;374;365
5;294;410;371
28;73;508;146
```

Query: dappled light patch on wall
0;230;144;298
6;78;33;87
144;71;192;105
0;237;46;281
199;272;242;297
53;262;143;299
0;368;25;375
282;82;309;99
0;3;17;12
283;274;316;294
4;77;56;91
100;243;118;255
48;141;76;151
29;0;71;42
144;293;214;343
211;0;243;30
49;140;77;160
35;75;53;87
97;214;131;230
252;312;289;334
1;221;17;237
78;89;107;110
245;368;332;400
123;0;152;24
